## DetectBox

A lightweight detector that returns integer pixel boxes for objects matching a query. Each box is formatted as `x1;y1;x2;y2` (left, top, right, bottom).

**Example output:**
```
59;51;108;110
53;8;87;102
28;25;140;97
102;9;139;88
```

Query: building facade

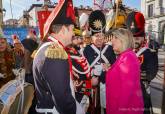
141;0;165;45
25;4;93;27
4;19;18;26
27;4;55;27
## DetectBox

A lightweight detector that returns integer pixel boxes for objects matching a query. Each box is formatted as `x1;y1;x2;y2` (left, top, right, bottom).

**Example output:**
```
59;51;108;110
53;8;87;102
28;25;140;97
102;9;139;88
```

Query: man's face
64;25;74;46
0;38;7;52
134;36;144;49
72;36;82;45
92;33;104;47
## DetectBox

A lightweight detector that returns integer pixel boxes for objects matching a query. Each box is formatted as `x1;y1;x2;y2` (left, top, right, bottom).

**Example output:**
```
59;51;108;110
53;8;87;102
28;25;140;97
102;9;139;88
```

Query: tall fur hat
88;10;106;35
126;11;145;37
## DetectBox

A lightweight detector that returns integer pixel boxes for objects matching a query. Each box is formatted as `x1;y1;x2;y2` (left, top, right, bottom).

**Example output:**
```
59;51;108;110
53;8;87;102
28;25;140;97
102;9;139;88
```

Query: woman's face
111;36;122;54
92;33;104;47
0;38;7;52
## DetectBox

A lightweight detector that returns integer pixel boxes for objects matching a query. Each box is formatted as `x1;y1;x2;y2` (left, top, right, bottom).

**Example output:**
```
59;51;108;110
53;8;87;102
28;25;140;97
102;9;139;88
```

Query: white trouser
80;95;90;112
100;82;106;108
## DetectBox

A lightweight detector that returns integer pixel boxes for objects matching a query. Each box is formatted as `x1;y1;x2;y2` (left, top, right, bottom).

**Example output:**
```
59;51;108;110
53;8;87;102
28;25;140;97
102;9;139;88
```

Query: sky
2;0;141;21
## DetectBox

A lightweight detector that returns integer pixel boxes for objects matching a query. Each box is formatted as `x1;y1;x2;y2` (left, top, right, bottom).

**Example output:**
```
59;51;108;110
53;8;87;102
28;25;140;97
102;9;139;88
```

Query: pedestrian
32;0;85;114
21;31;38;85
21;30;38;114
106;28;144;114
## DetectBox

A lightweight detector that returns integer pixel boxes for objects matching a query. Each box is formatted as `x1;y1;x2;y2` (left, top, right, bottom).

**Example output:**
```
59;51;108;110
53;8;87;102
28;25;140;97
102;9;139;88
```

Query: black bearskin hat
88;10;106;35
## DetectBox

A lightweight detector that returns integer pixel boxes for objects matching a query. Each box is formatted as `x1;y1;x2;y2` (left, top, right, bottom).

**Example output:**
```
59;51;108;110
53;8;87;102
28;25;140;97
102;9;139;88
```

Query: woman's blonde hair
112;28;135;52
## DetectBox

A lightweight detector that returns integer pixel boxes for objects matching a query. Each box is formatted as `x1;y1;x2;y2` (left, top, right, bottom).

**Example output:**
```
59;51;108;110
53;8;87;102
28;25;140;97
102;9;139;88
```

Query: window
148;4;153;17
159;0;163;7
159;0;164;14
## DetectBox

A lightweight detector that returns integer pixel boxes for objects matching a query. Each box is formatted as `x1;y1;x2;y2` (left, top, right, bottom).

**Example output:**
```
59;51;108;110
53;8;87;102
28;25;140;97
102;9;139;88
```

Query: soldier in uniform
83;10;116;114
67;11;92;113
0;31;16;88
126;11;158;114
32;0;85;114
67;26;92;113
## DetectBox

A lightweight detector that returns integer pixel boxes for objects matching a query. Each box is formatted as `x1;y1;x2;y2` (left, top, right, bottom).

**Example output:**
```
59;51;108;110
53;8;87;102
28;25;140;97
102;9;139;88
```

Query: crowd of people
0;0;159;114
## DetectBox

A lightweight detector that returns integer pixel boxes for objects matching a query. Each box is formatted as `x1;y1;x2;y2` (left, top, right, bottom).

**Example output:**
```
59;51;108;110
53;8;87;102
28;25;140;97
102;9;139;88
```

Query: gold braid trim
31;50;38;59
45;43;68;59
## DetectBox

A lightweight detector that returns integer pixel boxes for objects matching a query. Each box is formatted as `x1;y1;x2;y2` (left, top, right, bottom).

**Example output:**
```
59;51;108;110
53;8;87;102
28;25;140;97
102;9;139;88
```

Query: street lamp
0;8;6;25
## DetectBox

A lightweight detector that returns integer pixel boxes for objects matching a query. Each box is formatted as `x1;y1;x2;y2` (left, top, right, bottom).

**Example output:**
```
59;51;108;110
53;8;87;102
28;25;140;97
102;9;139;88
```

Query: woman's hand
102;63;111;71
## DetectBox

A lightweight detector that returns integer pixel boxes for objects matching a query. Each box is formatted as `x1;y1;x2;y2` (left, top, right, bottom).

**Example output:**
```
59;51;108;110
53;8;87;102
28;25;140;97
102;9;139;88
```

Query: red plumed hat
43;0;76;38
126;11;145;37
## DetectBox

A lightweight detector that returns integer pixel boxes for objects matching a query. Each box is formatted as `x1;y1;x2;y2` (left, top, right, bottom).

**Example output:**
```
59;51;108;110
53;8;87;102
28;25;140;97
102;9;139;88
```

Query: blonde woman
106;28;144;114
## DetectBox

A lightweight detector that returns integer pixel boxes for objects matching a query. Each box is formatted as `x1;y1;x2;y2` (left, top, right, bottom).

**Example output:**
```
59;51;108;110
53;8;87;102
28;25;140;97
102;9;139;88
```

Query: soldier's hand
102;63;111;71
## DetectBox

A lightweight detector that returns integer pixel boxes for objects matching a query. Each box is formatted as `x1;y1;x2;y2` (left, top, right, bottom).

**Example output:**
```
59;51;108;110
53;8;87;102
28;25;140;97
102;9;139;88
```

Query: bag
0;80;34;114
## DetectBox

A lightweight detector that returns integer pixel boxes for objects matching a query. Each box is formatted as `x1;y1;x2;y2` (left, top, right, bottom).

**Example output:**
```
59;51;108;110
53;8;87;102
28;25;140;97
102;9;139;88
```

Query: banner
37;10;51;39
3;27;39;43
93;0;113;11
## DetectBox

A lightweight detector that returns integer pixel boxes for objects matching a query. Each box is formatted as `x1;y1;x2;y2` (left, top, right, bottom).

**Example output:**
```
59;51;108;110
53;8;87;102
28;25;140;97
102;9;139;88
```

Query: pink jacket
106;49;144;114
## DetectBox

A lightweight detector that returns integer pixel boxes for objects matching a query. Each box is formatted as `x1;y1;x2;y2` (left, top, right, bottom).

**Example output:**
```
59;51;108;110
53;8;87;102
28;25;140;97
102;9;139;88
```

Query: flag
37;11;51;39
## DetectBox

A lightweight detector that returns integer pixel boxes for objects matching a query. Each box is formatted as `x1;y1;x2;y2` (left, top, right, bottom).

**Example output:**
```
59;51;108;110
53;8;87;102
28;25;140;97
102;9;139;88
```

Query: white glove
76;101;85;114
93;64;103;76
80;95;89;112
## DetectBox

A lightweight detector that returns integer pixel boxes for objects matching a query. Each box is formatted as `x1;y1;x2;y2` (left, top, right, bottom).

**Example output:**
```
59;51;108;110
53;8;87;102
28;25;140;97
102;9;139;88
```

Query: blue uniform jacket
33;42;76;114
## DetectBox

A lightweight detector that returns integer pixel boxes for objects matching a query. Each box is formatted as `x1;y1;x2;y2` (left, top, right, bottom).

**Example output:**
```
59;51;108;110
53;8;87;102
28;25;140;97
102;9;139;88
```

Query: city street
1;0;165;114
151;49;165;114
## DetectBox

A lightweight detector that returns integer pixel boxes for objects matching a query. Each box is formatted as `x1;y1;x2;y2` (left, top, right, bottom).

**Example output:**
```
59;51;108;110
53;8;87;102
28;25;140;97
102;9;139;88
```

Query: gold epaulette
45;43;68;59
31;50;38;59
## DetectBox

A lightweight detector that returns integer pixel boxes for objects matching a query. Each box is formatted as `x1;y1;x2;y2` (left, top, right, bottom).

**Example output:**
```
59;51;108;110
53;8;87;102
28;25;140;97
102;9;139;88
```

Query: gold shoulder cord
45;43;68;59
